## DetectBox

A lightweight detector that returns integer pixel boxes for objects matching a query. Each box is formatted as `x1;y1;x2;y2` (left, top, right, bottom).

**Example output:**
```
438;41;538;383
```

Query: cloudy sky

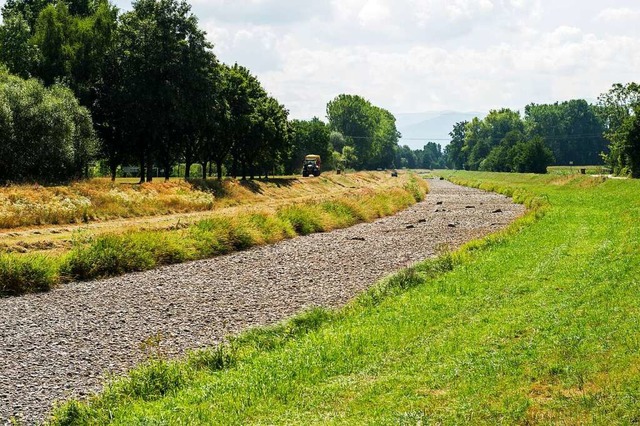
55;1;640;121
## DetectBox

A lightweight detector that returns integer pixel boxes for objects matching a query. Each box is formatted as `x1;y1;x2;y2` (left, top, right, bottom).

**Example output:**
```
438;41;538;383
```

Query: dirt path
0;179;525;424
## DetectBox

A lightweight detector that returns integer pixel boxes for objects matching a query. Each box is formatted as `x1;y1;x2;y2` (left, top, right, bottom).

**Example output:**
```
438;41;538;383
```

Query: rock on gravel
0;179;525;425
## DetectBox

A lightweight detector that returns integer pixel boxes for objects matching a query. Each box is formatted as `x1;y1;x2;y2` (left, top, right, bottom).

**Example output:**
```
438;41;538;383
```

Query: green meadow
51;172;640;425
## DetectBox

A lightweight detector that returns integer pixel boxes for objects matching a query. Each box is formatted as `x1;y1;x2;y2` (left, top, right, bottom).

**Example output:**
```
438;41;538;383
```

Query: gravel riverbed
0;179;525;424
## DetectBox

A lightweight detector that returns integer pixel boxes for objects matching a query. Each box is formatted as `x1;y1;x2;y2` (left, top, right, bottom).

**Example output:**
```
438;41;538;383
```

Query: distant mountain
395;111;485;150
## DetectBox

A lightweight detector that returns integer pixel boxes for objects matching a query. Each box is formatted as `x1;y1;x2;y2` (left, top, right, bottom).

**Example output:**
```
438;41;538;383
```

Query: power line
345;133;607;142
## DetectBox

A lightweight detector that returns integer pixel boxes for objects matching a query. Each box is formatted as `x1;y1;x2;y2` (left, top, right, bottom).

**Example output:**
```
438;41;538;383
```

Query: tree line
440;100;606;174
1;0;638;181
433;89;640;176
0;0;404;185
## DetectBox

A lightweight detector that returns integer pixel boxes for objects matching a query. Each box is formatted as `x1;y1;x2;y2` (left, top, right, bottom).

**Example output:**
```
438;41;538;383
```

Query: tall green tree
597;83;640;176
621;108;640;178
326;94;399;170
326;94;376;169
511;137;555;174
369;107;400;169
395;145;416;169
32;3;71;85
223;64;267;179
421;142;443;169
0;11;39;78
525;100;606;165
445;120;467;169
116;0;213;182
1;0;50;31
467;109;524;170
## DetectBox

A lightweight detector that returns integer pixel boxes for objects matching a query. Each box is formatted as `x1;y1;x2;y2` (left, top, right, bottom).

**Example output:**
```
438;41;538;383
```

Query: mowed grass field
0;172;427;296
51;171;640;425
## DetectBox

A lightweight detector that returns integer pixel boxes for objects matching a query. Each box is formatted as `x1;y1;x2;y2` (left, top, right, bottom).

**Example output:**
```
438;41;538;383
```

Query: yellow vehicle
302;155;321;177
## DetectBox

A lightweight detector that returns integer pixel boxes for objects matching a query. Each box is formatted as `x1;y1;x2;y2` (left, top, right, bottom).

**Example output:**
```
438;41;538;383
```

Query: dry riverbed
0;179;525;424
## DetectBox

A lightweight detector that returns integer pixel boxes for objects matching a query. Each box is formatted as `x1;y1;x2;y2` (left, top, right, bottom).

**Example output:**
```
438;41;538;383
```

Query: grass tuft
0;253;58;295
117;359;188;401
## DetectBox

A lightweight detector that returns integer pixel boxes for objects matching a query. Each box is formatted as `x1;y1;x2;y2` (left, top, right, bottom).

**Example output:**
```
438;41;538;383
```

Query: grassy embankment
0;173;427;296
50;171;640;425
0;174;405;230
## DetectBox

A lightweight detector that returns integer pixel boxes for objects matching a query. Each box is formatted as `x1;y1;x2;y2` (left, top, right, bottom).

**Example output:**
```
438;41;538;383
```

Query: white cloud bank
194;0;640;120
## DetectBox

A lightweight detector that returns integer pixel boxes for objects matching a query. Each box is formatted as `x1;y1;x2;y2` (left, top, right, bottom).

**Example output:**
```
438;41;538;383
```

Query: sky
8;0;640;123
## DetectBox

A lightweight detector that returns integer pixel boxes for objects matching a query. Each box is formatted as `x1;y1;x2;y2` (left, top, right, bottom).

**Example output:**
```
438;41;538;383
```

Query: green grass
50;171;640;425
1;177;427;296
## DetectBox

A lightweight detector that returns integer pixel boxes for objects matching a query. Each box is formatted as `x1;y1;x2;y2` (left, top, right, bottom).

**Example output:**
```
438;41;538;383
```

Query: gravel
0;179;525;425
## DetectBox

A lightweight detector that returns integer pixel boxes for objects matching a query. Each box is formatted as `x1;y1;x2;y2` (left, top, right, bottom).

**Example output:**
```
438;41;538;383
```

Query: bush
0;71;97;184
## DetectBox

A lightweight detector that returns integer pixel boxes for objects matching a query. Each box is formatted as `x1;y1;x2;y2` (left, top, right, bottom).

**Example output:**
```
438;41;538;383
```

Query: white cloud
358;0;391;27
597;7;640;22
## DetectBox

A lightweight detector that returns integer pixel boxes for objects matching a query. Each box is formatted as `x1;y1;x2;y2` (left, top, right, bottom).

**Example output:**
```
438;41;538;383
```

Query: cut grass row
49;171;640;425
0;177;427;296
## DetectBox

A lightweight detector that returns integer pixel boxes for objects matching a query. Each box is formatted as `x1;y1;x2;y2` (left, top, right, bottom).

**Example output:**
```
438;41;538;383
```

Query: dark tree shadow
189;178;230;198
239;179;263;194
265;177;297;188
240;177;298;194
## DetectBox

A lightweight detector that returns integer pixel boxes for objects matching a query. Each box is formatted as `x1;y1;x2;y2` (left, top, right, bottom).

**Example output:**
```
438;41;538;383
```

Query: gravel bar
0;179;525;424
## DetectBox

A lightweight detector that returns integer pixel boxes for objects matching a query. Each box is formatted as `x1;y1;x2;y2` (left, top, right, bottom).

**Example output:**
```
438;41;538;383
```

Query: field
0;172;427;296
50;171;640;425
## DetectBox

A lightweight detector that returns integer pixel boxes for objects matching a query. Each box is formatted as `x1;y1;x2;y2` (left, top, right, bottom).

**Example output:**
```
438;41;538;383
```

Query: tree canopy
327;94;400;170
442;103;608;174
0;70;96;183
598;83;640;177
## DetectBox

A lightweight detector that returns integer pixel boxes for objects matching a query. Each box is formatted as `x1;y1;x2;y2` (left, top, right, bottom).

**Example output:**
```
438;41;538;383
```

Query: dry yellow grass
0;172;393;229
0;172;412;255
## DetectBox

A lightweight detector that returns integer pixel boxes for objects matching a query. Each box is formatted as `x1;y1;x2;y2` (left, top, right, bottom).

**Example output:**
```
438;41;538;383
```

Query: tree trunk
146;154;153;183
216;159;223;180
184;160;192;180
139;156;146;183
110;163;117;182
164;163;171;181
201;162;207;179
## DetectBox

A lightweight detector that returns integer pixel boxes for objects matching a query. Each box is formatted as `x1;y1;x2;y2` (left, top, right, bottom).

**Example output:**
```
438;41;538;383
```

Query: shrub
0;253;58;295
